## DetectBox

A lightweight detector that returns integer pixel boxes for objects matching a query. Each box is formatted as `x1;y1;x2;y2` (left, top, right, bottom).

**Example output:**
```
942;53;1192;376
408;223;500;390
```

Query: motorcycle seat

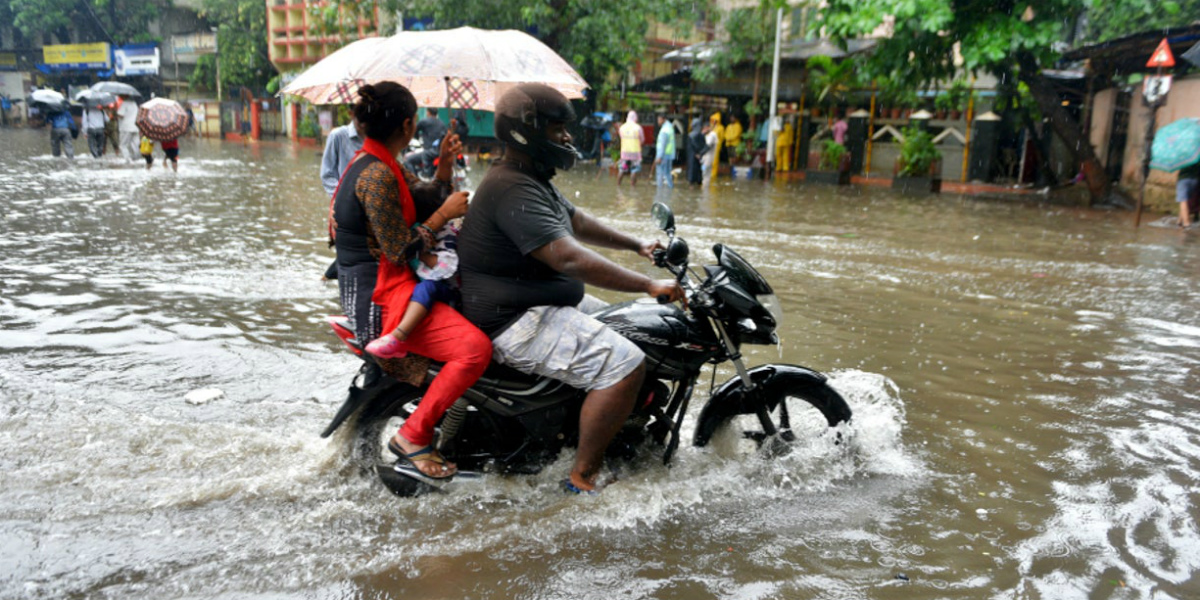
475;363;547;392
427;361;556;395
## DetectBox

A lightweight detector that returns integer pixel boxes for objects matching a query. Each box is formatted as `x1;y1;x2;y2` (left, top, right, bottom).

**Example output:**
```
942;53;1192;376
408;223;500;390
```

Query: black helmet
494;83;579;171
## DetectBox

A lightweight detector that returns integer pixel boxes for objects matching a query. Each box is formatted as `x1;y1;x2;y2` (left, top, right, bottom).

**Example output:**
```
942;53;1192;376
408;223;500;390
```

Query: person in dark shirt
457;84;683;494
404;107;448;176
686;117;706;185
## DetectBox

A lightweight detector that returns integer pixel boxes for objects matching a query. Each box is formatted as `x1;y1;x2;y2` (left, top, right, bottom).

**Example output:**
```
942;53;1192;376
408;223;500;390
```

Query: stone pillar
968;111;1002;182
909;109;933;134
797;115;814;171
847;109;869;174
250;99;261;141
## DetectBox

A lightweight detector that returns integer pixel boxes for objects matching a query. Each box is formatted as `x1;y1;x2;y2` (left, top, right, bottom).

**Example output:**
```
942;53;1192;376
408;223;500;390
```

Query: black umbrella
1182;41;1200;69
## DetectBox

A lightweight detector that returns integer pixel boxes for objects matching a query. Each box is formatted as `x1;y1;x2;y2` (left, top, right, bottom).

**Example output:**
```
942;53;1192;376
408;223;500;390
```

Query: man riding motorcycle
457;84;684;493
405;107;448;177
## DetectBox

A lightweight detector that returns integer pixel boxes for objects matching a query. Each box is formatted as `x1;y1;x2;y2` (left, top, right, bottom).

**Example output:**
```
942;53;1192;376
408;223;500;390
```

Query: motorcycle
321;202;853;496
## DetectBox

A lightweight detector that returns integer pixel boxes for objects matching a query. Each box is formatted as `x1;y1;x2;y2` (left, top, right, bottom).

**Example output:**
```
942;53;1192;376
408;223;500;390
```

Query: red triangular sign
1147;39;1176;68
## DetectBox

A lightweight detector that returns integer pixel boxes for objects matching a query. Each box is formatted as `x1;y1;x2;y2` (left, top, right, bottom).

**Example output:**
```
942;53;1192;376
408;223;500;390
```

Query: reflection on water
1;129;1198;599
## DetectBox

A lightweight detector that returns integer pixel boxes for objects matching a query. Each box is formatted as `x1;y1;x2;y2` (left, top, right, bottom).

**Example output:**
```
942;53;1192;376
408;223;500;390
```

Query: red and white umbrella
281;27;588;109
136;98;188;141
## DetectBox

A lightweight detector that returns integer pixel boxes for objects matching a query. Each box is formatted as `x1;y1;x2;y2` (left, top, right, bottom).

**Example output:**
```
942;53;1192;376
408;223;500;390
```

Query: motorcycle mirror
666;237;689;266
651;202;675;234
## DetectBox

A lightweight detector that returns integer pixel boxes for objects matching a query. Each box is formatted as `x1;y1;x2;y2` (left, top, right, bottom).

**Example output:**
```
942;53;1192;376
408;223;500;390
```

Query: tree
1084;0;1200;43
694;0;789;128
805;54;864;113
822;0;1117;203
392;0;711;85
191;0;276;96
5;0;168;46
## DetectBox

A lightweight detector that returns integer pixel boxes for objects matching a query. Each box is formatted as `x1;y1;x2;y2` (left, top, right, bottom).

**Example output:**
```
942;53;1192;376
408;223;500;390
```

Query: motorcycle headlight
758;294;783;324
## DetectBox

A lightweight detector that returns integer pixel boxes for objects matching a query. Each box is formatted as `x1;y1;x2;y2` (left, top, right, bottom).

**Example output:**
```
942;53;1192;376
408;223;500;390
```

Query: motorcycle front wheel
693;366;852;453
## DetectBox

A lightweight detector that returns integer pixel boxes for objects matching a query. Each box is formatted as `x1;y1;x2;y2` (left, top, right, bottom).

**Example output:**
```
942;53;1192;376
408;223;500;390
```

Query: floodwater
1;128;1198;600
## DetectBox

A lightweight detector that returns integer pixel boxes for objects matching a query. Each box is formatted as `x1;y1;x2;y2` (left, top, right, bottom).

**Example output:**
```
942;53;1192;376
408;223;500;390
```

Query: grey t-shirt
458;161;584;335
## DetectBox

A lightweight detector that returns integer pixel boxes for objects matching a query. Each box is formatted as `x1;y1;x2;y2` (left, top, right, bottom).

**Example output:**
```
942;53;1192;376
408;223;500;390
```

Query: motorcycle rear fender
692;363;848;447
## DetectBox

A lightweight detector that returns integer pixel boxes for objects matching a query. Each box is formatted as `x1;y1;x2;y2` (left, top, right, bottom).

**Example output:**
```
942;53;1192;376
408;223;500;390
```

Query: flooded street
2;128;1199;599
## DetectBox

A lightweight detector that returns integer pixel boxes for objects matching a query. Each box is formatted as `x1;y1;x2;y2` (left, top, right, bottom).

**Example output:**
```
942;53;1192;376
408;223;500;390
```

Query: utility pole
1135;38;1175;227
766;6;783;177
211;27;221;103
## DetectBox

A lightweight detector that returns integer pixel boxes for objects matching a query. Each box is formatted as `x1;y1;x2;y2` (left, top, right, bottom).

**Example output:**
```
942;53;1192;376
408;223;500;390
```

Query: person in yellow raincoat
723;115;743;166
774;121;794;172
708;112;724;177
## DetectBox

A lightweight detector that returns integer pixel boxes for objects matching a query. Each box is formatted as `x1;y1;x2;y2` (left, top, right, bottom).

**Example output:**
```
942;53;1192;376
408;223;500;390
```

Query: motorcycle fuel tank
593;299;720;378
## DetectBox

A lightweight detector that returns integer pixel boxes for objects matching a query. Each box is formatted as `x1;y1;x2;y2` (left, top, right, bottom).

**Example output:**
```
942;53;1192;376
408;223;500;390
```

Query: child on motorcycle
364;216;463;359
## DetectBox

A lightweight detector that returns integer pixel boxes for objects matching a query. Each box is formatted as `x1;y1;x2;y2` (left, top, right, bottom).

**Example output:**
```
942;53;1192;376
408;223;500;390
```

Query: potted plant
730;129;761;179
296;113;320;146
934;93;953;120
892;126;942;193
807;140;851;185
945;79;970;120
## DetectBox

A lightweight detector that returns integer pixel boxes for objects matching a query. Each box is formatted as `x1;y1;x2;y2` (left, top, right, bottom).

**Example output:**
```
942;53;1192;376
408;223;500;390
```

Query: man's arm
530;235;681;301
319;129;343;196
571;208;657;258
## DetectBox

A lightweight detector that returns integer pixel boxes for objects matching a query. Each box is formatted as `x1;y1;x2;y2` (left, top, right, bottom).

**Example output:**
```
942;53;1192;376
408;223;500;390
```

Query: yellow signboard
43;43;111;68
0;53;16;69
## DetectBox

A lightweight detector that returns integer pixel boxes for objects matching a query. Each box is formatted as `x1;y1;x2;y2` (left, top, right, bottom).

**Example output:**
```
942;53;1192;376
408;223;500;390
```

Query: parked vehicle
322;202;853;496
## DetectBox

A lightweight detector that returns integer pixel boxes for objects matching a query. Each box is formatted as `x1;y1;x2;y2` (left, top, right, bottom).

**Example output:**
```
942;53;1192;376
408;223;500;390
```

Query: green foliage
934;93;954;113
196;0;275;95
806;55;863;110
743;98;762;120
945;79;970;111
189;54;216;91
1085;0;1199;43
695;0;788;83
822;0;1079;86
819;140;847;171
7;0;168;45
307;0;376;42
392;0;711;84
297;114;320;138
898;126;941;177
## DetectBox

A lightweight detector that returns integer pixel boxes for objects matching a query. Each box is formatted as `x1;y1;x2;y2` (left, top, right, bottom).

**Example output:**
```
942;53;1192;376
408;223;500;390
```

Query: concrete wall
1090;88;1116;167
1120;75;1200;211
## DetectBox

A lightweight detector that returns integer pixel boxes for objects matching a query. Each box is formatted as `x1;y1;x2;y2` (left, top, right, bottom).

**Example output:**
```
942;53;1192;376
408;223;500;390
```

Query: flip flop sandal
560;478;599;496
389;440;456;481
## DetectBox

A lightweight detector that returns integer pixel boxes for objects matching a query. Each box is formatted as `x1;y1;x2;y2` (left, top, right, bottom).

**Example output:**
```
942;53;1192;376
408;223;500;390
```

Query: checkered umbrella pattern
281;27;587;110
136;98;188;141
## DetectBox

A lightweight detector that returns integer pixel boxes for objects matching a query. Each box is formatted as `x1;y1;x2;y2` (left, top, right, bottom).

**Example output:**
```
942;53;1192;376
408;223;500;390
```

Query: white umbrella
91;81;142;98
281;27;588;109
75;89;117;108
30;89;66;105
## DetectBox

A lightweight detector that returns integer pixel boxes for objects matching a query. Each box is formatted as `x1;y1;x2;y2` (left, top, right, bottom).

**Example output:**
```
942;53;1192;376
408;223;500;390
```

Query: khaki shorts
491;295;644;391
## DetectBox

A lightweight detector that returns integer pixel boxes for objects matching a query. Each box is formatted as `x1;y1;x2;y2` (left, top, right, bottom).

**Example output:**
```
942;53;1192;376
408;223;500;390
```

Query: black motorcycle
321;202;853;496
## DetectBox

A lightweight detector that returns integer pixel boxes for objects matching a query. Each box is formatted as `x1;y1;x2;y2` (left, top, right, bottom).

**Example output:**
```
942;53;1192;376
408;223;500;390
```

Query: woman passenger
331;82;491;481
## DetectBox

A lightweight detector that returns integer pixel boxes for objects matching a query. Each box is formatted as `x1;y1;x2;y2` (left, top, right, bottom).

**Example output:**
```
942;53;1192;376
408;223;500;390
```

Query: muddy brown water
1;129;1198;599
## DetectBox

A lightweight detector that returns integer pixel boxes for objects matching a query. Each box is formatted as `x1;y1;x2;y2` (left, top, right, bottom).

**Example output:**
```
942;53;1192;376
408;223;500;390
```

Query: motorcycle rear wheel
354;388;442;497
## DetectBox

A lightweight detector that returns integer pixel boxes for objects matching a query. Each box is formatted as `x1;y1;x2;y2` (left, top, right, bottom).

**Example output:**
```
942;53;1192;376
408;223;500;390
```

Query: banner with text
42;43;112;70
